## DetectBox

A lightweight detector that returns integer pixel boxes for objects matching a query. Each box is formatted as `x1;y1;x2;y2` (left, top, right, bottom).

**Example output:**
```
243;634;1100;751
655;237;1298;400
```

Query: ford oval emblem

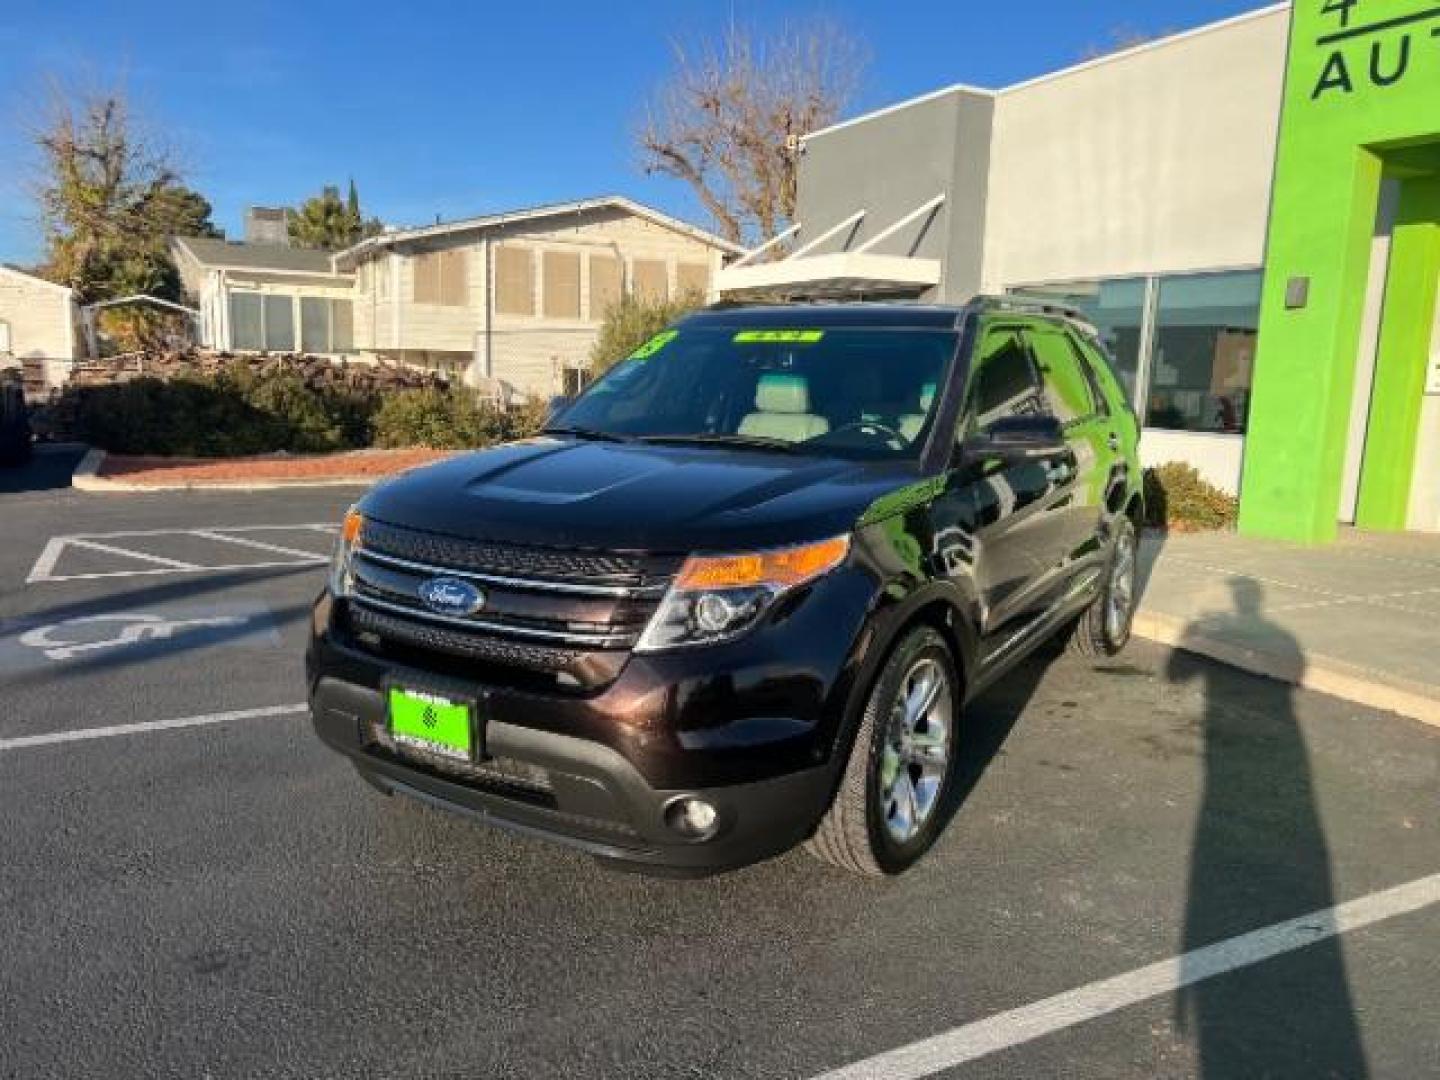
418;577;485;617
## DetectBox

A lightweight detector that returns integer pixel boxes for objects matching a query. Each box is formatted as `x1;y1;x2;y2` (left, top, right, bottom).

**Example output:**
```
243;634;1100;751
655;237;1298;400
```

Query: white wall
1141;430;1246;496
982;6;1288;290
1408;283;1440;533
0;268;75;362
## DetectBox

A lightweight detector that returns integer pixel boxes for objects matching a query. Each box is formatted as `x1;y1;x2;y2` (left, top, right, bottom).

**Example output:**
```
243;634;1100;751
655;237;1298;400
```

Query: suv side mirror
962;414;1066;464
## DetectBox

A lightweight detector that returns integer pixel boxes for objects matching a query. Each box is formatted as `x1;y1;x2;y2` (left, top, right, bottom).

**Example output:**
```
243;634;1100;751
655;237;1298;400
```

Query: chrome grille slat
352;593;636;648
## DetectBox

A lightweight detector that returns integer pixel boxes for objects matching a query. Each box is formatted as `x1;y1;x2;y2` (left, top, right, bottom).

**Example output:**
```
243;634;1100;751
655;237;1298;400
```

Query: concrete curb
69;448;382;492
1132;609;1440;730
70;447;107;490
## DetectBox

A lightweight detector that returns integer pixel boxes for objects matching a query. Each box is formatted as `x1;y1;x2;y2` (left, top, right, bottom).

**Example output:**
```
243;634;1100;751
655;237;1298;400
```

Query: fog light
665;796;720;839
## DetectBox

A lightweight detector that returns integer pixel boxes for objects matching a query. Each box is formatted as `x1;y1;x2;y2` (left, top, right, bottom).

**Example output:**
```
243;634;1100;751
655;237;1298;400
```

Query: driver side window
962;327;1046;440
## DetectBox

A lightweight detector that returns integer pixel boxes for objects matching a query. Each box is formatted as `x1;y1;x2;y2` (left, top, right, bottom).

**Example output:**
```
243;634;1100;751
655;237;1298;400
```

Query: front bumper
306;573;876;872
311;675;834;873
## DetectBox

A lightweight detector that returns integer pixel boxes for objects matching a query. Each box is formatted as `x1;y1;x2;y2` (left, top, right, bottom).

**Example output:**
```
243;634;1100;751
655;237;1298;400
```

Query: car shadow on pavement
1169;578;1368;1077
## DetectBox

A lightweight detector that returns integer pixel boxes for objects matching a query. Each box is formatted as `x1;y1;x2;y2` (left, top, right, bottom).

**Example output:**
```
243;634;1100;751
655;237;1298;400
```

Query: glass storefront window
1147;271;1262;434
1015;279;1146;405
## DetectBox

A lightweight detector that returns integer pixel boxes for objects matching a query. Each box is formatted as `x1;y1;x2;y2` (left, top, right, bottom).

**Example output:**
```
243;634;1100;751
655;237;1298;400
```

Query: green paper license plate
388;687;474;761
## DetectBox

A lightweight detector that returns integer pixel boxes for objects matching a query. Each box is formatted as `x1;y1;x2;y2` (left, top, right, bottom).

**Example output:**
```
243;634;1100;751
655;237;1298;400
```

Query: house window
1147;271;1262;434
543;251;581;319
230;294;264;351
413;249;468;306
496;246;535;316
632;259;668;302
263;295;295;351
301;297;330;352
588;254;622;318
331;301;353;351
676;262;709;298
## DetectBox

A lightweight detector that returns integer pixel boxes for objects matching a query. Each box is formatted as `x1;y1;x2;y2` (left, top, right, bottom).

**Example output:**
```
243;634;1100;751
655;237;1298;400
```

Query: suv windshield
553;325;957;460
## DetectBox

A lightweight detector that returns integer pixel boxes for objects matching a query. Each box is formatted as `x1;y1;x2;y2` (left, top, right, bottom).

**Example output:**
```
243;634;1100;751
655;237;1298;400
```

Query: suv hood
358;437;919;554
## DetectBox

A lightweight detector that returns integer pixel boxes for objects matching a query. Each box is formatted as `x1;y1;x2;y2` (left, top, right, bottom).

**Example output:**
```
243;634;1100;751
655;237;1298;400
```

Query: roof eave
332;195;745;268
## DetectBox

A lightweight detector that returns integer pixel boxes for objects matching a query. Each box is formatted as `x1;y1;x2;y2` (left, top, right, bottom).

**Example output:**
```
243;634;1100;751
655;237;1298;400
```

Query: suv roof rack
969;293;1099;334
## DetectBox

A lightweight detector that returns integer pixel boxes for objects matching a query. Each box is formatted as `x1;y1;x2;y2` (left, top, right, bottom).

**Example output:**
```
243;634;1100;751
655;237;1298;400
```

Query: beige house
332;196;741;398
0;265;82;386
171;237;358;356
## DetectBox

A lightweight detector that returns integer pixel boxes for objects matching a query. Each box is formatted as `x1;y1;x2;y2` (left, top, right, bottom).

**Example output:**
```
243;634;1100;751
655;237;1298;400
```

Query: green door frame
1240;1;1440;544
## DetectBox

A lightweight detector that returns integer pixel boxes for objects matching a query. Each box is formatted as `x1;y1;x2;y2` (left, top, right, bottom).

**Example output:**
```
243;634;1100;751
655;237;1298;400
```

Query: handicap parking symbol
18;613;251;661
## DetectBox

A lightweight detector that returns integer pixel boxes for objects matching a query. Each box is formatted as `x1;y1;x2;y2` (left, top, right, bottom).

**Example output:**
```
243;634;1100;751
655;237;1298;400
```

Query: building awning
716;194;945;300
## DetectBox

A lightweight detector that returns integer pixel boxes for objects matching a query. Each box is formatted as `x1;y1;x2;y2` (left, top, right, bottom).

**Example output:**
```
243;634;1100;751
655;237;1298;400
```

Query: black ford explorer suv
308;298;1142;876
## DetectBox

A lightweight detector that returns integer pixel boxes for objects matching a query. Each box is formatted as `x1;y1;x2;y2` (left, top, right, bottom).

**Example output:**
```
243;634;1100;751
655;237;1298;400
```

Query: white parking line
811;872;1440;1080
189;529;332;561
65;537;200;571
26;523;336;584
0;703;309;752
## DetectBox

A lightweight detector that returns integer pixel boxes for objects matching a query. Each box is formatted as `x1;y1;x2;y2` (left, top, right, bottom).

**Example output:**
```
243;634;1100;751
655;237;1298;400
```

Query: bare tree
639;20;868;247
32;81;218;303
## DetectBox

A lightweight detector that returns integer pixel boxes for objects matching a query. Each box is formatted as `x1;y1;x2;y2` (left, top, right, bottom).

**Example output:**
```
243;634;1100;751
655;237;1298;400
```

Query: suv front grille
360;519;666;586
345;520;678;686
349;602;586;672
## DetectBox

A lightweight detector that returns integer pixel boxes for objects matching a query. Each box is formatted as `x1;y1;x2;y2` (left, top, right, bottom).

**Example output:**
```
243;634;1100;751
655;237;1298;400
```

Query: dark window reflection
1148;271;1262;435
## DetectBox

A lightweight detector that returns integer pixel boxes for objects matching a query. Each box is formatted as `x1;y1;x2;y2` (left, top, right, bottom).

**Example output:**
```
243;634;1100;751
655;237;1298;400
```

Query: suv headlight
329;508;364;597
636;535;850;653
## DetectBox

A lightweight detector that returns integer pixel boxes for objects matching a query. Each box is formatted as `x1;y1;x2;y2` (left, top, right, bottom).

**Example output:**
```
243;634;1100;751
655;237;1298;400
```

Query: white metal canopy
717;194;946;300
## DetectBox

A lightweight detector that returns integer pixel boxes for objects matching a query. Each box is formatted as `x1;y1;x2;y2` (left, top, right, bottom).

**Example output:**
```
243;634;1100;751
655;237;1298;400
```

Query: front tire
1068;516;1138;658
807;625;960;877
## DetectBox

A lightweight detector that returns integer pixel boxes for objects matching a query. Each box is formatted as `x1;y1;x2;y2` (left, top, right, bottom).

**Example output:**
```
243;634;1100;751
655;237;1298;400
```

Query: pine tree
289;181;384;250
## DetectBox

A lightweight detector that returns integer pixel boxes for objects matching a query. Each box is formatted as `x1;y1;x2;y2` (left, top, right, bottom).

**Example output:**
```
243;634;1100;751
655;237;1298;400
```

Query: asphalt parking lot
1;448;1437;1079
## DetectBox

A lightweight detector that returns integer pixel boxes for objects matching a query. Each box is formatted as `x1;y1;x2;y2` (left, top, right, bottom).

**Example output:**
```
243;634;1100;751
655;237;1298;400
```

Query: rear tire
1068;517;1138;658
807;625;960;877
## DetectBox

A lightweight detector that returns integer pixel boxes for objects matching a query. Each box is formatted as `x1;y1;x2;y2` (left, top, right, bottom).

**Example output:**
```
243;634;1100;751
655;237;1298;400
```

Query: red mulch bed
98;448;456;485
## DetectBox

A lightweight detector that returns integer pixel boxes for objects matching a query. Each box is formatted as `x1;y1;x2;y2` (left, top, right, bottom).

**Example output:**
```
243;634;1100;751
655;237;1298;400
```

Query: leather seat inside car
899;383;937;442
739;374;830;442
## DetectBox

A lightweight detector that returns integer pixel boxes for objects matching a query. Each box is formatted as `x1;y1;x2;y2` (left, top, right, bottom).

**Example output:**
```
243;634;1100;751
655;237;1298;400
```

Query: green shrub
1143;463;1239;532
56;360;383;456
589;290;705;376
372;389;546;450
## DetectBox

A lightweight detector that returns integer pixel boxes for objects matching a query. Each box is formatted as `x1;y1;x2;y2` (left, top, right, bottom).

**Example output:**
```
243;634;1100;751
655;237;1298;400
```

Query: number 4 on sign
1323;0;1357;29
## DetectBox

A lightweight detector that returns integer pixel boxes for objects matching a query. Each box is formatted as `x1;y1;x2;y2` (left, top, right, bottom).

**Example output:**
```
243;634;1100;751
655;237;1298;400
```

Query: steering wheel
826;421;906;449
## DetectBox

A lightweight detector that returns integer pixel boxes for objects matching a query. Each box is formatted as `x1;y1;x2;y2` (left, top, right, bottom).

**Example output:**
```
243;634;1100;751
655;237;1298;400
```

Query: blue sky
0;0;1268;264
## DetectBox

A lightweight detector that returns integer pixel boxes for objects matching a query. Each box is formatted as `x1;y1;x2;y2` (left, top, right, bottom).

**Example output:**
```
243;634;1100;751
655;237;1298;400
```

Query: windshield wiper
542;426;636;444
639;433;808;454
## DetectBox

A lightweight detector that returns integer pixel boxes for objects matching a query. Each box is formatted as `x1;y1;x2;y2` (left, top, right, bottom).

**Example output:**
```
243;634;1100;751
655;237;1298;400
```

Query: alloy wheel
876;656;952;845
1106;529;1137;642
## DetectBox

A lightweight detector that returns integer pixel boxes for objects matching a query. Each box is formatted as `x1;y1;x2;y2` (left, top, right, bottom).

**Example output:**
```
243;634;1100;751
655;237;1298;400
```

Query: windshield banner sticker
628;330;679;361
733;330;826;344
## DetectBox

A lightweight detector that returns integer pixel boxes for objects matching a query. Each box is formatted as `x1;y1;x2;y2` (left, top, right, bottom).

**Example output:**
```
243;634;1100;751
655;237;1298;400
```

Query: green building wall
1240;1;1440;543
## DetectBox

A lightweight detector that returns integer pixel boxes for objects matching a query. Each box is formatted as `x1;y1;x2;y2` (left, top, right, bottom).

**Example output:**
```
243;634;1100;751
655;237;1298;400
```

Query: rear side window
967;327;1045;432
1069;331;1131;416
1026;327;1097;424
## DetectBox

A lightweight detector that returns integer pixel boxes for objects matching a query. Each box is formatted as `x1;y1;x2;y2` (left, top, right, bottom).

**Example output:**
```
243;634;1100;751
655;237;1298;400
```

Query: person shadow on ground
1168;578;1368;1078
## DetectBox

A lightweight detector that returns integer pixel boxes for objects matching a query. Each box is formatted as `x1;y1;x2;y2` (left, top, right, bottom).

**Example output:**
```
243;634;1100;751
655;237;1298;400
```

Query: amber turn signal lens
675;535;850;591
340;509;364;544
